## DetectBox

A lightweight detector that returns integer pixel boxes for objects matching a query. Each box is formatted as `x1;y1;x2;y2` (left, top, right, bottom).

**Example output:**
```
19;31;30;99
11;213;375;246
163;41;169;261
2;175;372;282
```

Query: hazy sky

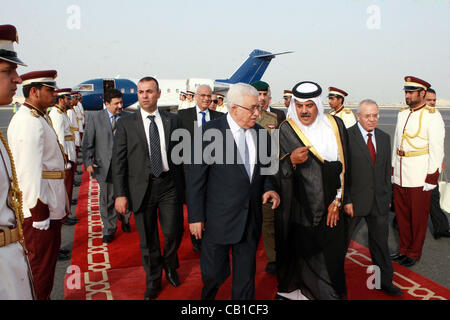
2;0;449;104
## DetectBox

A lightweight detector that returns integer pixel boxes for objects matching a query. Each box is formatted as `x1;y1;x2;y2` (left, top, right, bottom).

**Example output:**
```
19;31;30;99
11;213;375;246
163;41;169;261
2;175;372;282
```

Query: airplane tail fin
216;49;293;84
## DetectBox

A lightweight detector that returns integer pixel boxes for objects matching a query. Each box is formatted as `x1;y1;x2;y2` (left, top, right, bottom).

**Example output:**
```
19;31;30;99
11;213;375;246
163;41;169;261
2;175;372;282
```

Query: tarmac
0;107;448;300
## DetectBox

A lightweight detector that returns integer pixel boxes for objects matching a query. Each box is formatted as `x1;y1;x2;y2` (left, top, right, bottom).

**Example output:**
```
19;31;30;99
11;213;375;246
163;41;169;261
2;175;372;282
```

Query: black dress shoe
144;281;162;300
400;256;417;267
165;268;180;287
390;252;406;261
434;230;450;239
193;242;201;252
265;262;276;275
102;234;114;243
73;181;81;187
122;222;131;233
379;284;403;296
71;199;78;205
59;248;71;255
62;217;78;226
274;293;289;300
57;251;71;261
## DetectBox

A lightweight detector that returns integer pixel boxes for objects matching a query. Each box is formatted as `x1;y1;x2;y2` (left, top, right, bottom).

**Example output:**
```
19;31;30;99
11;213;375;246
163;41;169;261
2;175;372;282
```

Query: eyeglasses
360;113;379;120
235;104;262;113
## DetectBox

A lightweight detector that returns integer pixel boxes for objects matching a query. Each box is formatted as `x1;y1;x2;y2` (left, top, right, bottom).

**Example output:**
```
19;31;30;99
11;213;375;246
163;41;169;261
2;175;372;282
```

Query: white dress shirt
226;113;256;179
196;105;211;127
357;122;377;152
140;107;169;172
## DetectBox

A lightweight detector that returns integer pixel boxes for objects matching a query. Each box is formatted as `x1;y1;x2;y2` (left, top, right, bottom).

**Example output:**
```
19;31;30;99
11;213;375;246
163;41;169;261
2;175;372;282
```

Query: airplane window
167;89;171;93
121;88;125;93
176;89;179;93
130;88;134;93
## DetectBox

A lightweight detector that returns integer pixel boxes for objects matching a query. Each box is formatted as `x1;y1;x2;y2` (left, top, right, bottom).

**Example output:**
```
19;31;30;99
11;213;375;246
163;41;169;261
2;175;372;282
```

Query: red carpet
64;170;450;300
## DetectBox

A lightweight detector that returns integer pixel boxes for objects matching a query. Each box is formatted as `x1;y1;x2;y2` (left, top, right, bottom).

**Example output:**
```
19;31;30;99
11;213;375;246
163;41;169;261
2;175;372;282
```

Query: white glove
423;183;437;191
32;218;51;230
65;162;72;170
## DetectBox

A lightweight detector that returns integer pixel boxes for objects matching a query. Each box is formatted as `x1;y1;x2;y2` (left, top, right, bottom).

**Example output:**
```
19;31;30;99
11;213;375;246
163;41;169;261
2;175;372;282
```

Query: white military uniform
392;105;445;187
216;103;228;113
178;100;189;110
66;107;81;148
75;102;85;135
329;106;356;128
0;133;33;300
7;104;66;220
48;106;76;165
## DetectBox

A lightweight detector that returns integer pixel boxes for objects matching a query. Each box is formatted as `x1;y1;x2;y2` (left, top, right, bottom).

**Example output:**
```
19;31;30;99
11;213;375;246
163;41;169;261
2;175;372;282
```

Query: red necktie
367;132;376;165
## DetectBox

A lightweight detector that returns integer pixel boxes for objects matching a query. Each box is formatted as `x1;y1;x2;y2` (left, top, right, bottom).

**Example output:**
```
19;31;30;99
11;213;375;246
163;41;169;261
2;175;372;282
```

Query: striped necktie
148;115;163;177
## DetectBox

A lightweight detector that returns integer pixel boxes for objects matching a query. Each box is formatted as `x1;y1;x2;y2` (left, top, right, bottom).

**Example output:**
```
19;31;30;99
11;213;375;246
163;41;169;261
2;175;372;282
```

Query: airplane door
103;79;115;92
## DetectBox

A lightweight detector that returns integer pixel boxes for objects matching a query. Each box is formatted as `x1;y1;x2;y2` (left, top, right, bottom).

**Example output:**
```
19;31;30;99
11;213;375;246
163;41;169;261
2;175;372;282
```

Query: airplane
72;49;293;111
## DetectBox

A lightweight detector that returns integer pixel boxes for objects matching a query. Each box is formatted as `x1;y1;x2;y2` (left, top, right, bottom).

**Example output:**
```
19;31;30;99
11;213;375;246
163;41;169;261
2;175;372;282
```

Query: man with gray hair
187;82;280;299
343;99;402;296
178;84;223;252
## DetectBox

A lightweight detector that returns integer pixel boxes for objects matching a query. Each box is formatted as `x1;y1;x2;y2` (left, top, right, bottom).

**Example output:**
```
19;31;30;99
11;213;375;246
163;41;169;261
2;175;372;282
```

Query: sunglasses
212;99;218;104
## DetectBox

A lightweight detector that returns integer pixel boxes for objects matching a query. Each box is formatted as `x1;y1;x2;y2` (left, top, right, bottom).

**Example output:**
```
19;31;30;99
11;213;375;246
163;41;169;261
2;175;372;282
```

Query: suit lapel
135;108;150;156
351;125;374;166
160;110;171;153
373;128;383;166
102;109;113;141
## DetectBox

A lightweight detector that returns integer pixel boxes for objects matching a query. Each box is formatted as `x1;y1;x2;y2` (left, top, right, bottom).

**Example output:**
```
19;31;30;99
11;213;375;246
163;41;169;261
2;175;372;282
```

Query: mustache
300;113;311;118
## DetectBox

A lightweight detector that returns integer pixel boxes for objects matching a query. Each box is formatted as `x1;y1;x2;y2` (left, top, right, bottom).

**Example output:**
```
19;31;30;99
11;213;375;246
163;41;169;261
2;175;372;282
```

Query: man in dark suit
250;80;286;275
82;89;132;243
344;99;402;296
112;77;185;300
178;84;223;252
187;82;280;300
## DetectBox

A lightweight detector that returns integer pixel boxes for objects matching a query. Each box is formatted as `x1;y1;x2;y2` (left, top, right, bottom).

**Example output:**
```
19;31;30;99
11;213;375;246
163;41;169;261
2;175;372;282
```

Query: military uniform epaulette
30;108;41;118
56;108;63;114
399;106;410;112
425;106;436;114
343;108;352;114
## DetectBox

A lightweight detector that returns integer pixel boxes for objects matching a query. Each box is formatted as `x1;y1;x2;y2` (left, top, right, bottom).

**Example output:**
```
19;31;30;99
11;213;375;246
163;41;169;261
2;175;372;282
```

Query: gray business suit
82;108;131;236
345;123;394;287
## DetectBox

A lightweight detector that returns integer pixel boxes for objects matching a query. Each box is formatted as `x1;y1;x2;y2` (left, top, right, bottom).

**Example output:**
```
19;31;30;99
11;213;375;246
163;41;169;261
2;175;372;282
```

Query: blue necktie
148;115;163;177
200;111;206;125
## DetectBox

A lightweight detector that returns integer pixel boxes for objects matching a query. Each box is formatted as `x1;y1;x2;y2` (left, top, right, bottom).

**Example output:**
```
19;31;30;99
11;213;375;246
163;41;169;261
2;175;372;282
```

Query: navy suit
187;115;275;299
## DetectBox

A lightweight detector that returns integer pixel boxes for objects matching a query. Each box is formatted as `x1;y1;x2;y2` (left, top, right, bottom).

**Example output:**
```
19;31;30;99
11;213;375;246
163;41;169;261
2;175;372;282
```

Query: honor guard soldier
49;89;77;225
74;92;85;142
178;91;187;110
283;90;292;108
424;88;450;239
67;92;82;190
67;92;81;154
216;93;228;113
0;24;34;300
185;90;196;109
7;70;68;300
328;86;356;128
390;76;445;267
251;80;286;275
